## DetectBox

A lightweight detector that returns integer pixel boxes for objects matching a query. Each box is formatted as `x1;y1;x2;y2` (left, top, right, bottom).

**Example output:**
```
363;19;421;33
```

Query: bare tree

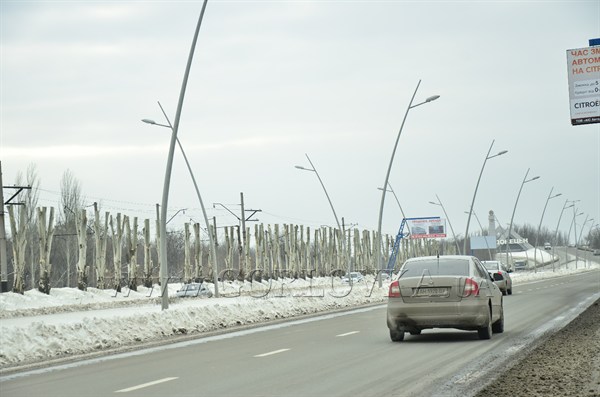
59;169;85;288
93;203;109;289
142;219;153;288
37;207;55;294
75;208;88;290
110;213;124;292
14;164;40;289
124;215;138;291
7;205;27;294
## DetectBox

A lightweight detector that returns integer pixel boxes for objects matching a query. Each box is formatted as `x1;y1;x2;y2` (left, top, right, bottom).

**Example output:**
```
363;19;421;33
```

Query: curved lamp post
377;183;412;235
533;187;561;272
552;199;576;271
155;0;209;310
429;194;460;254
505;168;540;269
576;215;593;268
463;139;507;254
295;153;351;281
375;80;439;284
142;103;219;299
566;210;583;269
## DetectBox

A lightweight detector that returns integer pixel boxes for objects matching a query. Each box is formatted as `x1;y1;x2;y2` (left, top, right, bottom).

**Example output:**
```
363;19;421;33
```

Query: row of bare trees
6;194;454;295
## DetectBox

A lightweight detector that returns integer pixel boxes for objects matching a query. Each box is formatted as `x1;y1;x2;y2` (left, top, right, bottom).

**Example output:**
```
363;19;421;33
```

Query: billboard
406;217;446;239
566;45;600;126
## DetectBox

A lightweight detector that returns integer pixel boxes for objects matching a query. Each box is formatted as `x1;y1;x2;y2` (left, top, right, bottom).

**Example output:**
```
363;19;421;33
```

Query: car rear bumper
387;298;490;331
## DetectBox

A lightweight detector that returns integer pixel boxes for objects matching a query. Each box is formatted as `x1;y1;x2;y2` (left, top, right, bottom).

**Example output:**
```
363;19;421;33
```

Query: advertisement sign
470;236;497;250
406;217;446;239
566;45;600;126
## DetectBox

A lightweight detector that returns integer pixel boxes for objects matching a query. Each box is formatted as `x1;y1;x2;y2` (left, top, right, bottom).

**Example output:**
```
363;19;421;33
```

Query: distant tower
488;210;496;238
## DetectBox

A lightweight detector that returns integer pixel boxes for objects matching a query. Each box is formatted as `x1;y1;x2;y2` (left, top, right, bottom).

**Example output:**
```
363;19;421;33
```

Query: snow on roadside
0;277;387;368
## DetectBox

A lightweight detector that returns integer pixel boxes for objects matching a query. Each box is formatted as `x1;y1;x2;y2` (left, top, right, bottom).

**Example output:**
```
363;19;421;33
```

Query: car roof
405;255;475;262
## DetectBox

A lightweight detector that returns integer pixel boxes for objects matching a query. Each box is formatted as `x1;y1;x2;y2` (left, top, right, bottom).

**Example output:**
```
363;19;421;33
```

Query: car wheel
409;329;422;335
507;288;512;295
390;329;405;342
477;308;492;340
502;289;507;296
492;306;504;334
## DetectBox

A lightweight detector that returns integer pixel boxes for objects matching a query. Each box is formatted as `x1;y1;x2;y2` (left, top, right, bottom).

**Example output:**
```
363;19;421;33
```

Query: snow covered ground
1;255;598;369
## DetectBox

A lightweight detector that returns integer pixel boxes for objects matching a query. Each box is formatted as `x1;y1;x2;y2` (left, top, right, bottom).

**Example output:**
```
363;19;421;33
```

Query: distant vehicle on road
514;260;528;271
176;283;213;298
482;260;513;295
544;243;552;251
341;272;364;283
387;255;504;341
594;249;600;256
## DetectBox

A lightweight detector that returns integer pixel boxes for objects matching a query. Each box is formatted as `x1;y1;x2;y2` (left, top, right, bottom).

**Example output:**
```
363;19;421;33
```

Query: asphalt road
2;269;599;397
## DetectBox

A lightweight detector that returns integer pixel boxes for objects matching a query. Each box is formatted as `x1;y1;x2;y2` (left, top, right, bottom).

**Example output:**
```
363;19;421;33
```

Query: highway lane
2;269;599;397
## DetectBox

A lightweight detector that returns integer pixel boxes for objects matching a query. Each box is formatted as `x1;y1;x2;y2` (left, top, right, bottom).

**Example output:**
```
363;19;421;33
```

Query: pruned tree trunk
37;207;55;294
75;208;88;291
184;223;192;283
8;205;27;294
94;203;109;289
125;216;138;291
143;219;153;288
110;213;124;292
193;223;202;281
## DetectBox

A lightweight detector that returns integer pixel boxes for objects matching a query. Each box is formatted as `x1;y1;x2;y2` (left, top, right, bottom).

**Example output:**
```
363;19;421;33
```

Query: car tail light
389;280;401;298
463;277;480;297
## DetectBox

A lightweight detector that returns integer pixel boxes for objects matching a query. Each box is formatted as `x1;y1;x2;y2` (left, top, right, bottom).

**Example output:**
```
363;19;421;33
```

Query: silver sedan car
176;282;213;298
387;255;504;341
481;260;513;295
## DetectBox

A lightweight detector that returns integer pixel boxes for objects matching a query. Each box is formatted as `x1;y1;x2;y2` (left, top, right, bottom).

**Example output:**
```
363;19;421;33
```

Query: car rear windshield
482;262;500;271
400;259;470;278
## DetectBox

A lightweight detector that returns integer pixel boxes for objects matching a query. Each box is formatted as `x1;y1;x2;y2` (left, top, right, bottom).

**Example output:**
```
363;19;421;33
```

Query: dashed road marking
336;331;360;337
254;349;290;357
115;377;178;393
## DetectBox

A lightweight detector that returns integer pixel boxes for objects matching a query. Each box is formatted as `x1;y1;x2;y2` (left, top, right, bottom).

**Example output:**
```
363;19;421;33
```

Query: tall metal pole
464;140;507;254
430;195;460;254
0;162;7;293
375;81;439;285
552;200;575;271
378;183;412;235
295;154;350;279
505;168;540;269
158;0;209;310
533;188;561;272
150;100;220;297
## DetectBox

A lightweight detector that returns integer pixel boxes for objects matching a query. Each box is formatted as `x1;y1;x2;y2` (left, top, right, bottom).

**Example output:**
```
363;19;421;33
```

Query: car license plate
413;287;449;297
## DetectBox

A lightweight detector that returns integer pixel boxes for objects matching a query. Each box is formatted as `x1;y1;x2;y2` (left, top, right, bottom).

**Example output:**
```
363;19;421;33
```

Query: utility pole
240;192;246;276
0;161;32;293
0;162;6;293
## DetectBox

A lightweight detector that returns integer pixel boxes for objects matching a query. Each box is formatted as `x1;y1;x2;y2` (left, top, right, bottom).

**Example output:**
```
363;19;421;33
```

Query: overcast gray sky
2;0;599;244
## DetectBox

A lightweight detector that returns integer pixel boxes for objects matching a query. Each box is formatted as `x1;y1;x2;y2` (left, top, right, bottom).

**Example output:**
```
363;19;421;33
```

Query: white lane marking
115;377;178;393
336;331;360;337
254;348;290;357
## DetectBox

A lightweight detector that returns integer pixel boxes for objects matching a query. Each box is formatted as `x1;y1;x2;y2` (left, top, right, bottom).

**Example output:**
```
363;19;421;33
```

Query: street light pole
533;187;561;272
566;210;584;269
157;0;209;310
429;195;460;254
463;139;507;254
552;199;576;271
378;183;412;258
143;100;220;298
375;80;439;285
505;168;540;270
295;154;351;280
